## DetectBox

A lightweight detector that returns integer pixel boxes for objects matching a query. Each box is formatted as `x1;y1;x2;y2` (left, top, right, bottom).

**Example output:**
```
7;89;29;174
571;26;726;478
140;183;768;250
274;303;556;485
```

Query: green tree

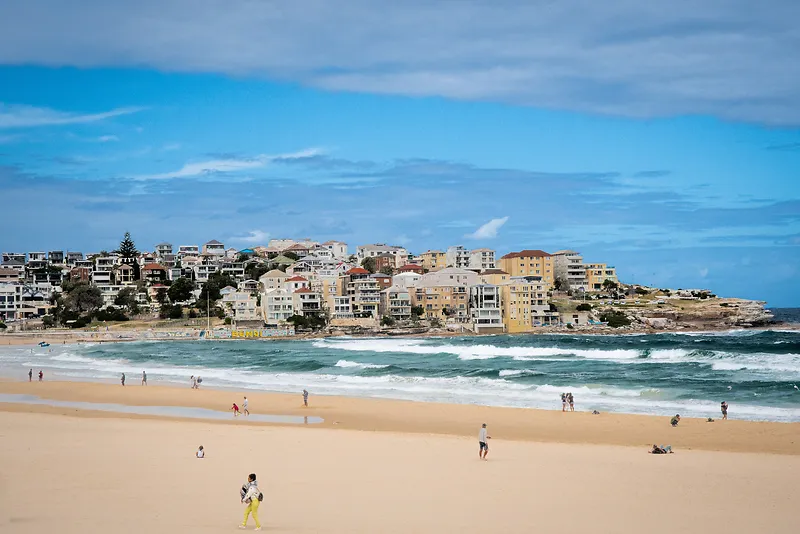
155;288;168;305
602;279;619;292
283;251;299;261
379;266;394;276
411;306;424;318
64;283;103;314
381;315;396;327
168;277;195;303
576;303;592;311
553;277;567;291
245;263;269;280
361;257;376;273
116;232;138;259
599;310;631;328
114;287;140;314
197;272;236;310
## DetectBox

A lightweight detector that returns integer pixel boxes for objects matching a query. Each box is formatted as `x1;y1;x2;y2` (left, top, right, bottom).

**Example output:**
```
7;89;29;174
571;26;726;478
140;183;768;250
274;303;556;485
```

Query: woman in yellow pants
240;473;262;530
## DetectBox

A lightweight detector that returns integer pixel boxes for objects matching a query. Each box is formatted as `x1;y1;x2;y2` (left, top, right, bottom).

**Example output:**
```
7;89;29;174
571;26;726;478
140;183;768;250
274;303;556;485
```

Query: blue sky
1;1;799;305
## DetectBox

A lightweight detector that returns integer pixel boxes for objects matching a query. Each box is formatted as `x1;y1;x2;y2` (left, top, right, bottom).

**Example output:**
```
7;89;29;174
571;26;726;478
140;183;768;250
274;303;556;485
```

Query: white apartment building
202;240;225;256
220;261;245;282
96;284;124;307
0;283;20;320
356;244;409;267
380;285;412;320
258;270;289;292
262;287;294;324
392;272;421;289
322;240;348;260
417;267;479;288
470;284;504;333
193;264;218;283
178;245;199;257
2;252;26;264
155;243;173;258
469;248;496;271
293;288;323;316
331;296;354;319
552;250;588;291
446;246;471;269
222;291;260;321
28;252;47;262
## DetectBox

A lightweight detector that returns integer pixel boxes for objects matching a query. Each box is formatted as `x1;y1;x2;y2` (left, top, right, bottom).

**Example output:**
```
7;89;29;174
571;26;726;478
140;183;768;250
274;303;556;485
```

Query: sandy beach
0;380;798;533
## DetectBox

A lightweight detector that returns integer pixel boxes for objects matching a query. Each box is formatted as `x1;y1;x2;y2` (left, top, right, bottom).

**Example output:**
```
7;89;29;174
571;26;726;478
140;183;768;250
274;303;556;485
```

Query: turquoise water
2;329;800;422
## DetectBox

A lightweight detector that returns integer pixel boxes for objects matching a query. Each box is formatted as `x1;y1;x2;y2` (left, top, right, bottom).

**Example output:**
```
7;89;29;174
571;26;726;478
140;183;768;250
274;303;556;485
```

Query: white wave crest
334;359;389;369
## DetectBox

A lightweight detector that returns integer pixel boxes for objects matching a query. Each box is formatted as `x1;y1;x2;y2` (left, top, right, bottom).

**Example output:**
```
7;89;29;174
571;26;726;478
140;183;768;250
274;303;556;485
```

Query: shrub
169;305;184;319
576;303;592;311
381;315;396;327
720;302;729;307
188;309;198;319
599;311;632;328
0;321;6;329
224;317;232;325
566;323;574;329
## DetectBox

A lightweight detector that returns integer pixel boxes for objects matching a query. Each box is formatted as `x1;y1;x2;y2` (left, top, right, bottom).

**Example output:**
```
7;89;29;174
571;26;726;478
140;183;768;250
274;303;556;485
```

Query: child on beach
231;403;240;417
670;414;681;427
243;397;249;416
721;401;728;420
196;445;204;458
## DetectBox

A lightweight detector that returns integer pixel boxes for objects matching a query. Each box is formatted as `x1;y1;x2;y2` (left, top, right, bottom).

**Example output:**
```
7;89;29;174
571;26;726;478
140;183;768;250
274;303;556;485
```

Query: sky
0;1;799;306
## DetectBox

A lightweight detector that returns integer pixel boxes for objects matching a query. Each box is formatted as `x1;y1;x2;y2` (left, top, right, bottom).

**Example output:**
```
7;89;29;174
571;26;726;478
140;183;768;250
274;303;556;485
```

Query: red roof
294;288;313;293
142;263;166;270
285;244;309;251
500;250;551;259
285;276;308;282
398;264;424;272
346;267;369;275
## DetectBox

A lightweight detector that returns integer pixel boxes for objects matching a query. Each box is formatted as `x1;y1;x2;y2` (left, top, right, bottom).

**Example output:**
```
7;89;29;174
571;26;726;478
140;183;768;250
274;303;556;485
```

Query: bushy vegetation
599;310;632;328
381;315;396;327
287;314;327;331
576;303;592;311
159;304;184;320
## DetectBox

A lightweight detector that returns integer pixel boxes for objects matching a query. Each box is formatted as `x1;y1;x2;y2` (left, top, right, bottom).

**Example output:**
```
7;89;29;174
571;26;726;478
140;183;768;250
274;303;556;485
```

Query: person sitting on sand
231;403;240;417
196;445;204;458
721;401;728;420
649;444;673;454
670;414;681;427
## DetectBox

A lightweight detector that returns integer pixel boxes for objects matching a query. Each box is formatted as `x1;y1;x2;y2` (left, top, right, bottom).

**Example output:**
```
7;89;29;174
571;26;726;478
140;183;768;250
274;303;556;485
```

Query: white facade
0;283;20;320
392;272;421;289
322;240;348;260
356;244;409;267
258;270;289;291
416;267;479;288
552;250;588;291
262;288;294;323
470;284;503;332
469;248;496;271
380;285;412;319
293;289;323;316
202;240;225;256
446;246;471;269
193;264;218;283
331;296;353;318
222;291;260;321
178;245;199;257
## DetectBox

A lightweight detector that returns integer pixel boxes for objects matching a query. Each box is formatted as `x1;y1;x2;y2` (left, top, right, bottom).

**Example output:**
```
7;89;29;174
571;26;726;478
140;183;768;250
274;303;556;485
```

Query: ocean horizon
3;322;800;423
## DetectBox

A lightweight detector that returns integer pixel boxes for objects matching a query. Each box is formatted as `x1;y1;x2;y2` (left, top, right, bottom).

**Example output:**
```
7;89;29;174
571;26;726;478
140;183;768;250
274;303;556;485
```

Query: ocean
3;322;800;422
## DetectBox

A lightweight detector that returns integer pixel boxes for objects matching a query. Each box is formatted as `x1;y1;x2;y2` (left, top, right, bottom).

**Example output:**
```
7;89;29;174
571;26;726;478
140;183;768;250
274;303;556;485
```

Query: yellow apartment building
411;285;470;320
585;263;618;291
479;269;511;286
498;250;555;285
418;250;446;272
498;277;556;333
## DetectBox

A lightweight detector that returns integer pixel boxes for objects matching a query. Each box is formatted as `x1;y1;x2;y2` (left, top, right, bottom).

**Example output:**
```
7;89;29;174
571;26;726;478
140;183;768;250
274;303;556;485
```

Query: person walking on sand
242;397;250;416
721;401;728;420
561;392;567;412
568;392;575;412
239;473;263;531
28;369;32;382
121;373;126;386
303;389;309;407
38;370;43;382
191;375;197;389
478;423;491;460
231;402;240;417
142;371;147;386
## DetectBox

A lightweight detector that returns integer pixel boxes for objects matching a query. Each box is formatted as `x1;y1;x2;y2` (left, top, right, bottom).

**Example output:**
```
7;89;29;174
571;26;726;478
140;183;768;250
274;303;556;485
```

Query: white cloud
1;2;798;124
230;230;269;244
0;103;145;129
466;217;509;240
162;142;182;151
97;135;119;142
133;148;322;180
699;267;709;278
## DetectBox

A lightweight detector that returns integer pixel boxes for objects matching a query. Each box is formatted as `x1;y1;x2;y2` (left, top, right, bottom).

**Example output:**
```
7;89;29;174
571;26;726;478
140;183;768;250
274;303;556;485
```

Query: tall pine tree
116;232;140;280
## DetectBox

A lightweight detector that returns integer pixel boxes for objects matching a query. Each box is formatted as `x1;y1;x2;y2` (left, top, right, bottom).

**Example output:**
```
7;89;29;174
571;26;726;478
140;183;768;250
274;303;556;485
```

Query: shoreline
1;379;797;455
2;321;799;346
